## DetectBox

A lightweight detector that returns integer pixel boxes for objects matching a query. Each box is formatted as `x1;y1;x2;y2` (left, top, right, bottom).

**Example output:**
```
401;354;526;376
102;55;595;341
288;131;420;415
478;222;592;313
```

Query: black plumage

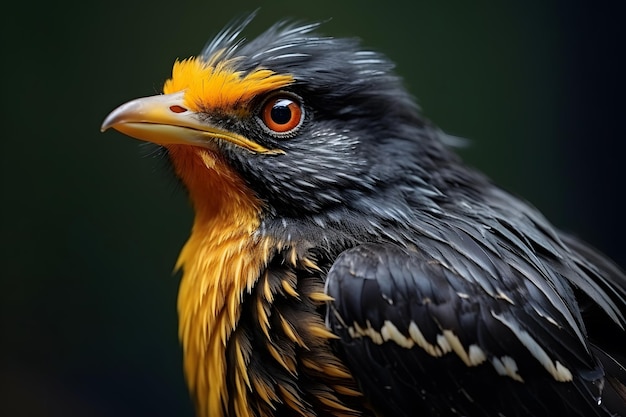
104;14;626;417
234;18;626;416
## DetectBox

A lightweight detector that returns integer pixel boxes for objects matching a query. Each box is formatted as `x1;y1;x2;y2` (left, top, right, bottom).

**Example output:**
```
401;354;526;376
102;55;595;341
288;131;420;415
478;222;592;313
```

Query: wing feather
326;242;617;416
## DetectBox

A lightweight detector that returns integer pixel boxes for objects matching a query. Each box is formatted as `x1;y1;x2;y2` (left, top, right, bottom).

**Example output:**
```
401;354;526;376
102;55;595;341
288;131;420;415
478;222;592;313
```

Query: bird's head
102;16;454;222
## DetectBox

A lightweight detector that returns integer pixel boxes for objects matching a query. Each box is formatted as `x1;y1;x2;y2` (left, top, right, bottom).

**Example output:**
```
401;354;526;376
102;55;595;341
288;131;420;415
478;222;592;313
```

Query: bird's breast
177;225;364;417
176;213;274;417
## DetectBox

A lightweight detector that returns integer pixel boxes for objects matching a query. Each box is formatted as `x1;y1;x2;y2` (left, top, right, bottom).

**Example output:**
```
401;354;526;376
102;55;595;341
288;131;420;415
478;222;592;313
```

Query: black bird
102;14;626;417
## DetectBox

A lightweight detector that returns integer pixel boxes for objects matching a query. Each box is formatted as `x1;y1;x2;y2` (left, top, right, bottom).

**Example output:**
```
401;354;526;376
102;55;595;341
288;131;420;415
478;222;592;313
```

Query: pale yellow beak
101;91;282;154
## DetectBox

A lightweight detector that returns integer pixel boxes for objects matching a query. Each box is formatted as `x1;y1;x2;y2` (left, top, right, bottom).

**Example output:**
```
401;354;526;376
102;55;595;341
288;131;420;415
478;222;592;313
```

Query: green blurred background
2;1;625;416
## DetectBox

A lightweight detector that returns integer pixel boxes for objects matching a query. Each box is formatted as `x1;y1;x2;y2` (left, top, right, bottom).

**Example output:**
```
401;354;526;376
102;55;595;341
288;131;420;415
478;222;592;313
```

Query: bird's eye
259;95;304;135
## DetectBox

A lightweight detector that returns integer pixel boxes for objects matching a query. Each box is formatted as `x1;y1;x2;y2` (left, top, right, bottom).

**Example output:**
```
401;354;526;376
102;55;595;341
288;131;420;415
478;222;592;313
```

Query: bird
101;13;626;417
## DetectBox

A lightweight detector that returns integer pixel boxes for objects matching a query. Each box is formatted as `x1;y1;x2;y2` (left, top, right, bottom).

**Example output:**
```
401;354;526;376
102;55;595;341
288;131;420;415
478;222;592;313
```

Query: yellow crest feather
163;57;294;112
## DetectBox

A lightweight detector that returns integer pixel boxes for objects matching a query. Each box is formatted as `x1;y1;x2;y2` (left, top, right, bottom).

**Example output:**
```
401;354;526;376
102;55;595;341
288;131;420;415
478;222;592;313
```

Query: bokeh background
3;1;625;416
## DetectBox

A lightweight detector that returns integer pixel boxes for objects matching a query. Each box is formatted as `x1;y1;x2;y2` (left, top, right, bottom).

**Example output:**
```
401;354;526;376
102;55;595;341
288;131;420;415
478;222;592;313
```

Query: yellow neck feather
169;146;272;417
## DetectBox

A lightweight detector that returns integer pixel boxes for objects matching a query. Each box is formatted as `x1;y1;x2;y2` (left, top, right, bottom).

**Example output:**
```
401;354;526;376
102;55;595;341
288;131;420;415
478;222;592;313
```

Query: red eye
261;96;304;134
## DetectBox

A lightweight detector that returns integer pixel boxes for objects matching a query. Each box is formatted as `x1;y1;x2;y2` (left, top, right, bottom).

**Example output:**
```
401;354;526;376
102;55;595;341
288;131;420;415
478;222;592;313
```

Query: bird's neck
168;146;272;417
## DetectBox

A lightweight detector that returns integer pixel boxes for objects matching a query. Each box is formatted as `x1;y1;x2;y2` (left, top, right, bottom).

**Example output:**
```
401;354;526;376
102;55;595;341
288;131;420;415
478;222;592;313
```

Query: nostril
169;105;187;113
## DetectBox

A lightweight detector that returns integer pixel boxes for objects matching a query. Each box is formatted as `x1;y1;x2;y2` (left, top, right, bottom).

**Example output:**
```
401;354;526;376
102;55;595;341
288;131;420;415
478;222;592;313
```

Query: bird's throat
169;146;272;417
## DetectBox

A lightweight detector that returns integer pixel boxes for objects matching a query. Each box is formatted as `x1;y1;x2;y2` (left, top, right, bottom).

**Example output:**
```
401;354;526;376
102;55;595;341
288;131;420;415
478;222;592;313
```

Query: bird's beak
101;91;282;154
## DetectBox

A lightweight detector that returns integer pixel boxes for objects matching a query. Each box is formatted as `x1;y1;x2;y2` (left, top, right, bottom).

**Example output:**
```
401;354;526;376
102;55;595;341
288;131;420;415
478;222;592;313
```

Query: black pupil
270;100;293;125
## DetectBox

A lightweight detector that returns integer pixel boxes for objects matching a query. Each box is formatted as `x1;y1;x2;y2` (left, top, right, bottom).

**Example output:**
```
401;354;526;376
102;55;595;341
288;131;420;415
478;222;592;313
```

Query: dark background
2;1;625;416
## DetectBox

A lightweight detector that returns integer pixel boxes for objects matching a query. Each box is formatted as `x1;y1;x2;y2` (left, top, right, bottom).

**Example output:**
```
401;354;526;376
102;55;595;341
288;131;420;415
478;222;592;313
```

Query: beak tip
100;111;120;133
